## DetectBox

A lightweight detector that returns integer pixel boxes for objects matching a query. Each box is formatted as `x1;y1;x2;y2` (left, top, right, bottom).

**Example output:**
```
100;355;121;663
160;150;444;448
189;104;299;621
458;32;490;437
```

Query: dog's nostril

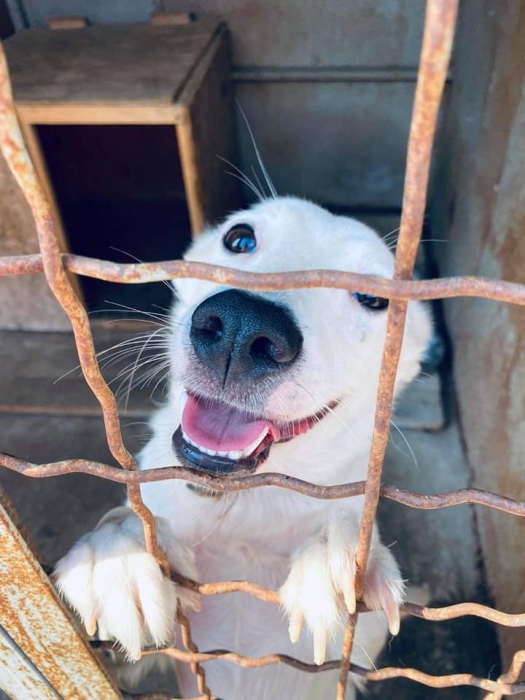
250;336;275;362
193;315;223;342
250;336;295;364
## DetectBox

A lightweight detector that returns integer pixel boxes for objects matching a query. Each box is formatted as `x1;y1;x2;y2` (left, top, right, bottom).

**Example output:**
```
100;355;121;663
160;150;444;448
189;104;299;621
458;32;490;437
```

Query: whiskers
55;301;186;410
294;382;419;469
218;156;267;203
190;491;236;547
381;216;446;252
381;226;401;251
389;418;419;469
295;382;358;443
219;102;277;202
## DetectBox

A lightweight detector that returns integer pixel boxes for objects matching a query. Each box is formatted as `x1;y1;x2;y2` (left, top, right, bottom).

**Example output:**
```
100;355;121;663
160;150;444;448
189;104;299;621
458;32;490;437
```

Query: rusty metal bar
0;502;122;700
3;252;525;307
336;618;356;700
353;0;458;625
141;646;525;696
176;605;213;700
484;650;525;700
171;570;525;630
178;572;525;630
0;44;169;578
0;39;213;693
341;0;458;693
5;453;525;518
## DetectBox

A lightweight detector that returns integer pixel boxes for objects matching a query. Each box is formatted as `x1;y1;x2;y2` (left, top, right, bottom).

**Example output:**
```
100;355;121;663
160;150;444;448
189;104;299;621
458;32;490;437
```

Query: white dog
56;196;431;699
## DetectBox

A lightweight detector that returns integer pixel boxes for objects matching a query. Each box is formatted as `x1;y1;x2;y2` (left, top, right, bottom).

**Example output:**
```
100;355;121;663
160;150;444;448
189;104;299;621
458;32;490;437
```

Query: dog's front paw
279;516;404;665
54;507;199;660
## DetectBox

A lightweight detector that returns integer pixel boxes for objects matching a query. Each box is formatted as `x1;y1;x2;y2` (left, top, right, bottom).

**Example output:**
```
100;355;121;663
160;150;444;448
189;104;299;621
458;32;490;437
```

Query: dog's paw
54;507;199;660
279;516;404;665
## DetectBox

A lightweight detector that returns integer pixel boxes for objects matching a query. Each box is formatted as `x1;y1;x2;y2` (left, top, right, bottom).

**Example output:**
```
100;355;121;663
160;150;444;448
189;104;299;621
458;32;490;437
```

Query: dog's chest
194;533;292;589
180;539;337;699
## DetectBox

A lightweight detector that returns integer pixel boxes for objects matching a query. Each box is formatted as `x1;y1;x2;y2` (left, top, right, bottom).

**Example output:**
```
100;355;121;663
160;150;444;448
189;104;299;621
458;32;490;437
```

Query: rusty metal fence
1;0;525;697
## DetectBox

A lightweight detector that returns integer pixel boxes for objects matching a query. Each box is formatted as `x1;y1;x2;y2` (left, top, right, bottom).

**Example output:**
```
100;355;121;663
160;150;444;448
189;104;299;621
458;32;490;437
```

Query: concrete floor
0;329;501;699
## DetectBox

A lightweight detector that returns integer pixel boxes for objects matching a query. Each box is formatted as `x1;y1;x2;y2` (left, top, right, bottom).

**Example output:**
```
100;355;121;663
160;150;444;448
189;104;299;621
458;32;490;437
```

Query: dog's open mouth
172;392;337;475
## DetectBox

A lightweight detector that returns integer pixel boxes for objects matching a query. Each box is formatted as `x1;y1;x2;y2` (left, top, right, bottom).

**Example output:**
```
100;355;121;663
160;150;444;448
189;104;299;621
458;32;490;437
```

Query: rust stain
3;452;525;517
0;504;121;699
141;646;525;695
2;252;525;306
350;2;459;694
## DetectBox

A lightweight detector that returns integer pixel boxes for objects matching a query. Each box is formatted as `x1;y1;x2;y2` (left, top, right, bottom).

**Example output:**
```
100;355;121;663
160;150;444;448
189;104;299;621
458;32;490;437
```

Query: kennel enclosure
1;1;525;698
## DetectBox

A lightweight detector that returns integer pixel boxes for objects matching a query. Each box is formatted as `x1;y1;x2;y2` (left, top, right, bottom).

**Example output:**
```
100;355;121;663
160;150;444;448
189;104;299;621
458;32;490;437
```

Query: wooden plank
0;503;122;700
16;102;185;125
0;326;156;417
177;29;240;234
48;16;87;30
3;20;220;106
0;485;43;562
150;11;193;26
176;116;206;233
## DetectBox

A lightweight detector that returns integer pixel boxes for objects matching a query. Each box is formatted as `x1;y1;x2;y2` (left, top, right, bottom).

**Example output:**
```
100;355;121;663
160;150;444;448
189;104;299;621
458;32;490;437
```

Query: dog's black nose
190;290;303;385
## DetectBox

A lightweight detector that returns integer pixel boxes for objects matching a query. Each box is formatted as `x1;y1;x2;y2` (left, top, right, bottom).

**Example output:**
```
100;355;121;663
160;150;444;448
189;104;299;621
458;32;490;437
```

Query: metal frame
1;1;525;697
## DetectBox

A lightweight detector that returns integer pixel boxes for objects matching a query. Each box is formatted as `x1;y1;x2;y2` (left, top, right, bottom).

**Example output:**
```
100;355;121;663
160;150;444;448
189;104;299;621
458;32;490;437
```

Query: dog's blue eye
223;224;257;254
353;292;389;311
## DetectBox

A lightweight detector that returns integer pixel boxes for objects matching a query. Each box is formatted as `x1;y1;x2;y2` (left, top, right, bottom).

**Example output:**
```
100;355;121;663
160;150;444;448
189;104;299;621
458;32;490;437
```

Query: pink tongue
181;394;279;452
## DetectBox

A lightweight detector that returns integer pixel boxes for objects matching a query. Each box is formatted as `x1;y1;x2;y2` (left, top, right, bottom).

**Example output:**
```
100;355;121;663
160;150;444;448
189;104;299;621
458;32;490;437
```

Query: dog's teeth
239;428;269;457
181;428;268;461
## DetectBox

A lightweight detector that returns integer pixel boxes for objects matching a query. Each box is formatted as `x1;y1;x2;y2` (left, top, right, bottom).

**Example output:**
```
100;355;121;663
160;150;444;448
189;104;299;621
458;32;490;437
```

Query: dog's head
167;197;431;482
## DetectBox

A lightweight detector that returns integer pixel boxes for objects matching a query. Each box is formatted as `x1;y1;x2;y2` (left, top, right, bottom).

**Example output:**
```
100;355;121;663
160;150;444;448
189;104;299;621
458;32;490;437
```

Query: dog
56;196;431;699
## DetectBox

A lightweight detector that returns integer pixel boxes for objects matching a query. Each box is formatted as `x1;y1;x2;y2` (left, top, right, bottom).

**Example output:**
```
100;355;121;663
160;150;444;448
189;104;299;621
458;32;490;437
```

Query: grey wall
8;0;427;210
432;0;525;678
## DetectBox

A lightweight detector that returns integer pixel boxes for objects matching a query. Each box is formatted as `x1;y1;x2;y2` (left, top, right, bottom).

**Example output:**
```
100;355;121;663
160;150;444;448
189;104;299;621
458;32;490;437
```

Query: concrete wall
432;0;525;676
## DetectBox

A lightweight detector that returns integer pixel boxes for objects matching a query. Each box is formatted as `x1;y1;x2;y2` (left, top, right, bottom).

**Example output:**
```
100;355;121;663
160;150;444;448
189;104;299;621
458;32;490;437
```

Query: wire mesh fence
1;0;525;697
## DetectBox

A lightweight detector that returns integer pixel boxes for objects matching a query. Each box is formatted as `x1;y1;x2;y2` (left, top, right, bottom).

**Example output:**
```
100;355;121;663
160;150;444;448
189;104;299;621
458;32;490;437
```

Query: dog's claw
288;609;304;643
55;508;198;659
85;616;97;637
385;599;401;636
281;518;405;666
313;629;327;666
342;577;356;615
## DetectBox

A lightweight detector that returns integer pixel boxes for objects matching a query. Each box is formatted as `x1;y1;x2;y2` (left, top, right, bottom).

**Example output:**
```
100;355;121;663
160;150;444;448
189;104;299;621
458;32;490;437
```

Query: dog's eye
353;292;389;311
223;224;257;254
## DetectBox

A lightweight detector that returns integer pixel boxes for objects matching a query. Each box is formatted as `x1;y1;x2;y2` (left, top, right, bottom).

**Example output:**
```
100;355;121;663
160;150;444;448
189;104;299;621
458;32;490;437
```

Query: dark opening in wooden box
4;17;239;312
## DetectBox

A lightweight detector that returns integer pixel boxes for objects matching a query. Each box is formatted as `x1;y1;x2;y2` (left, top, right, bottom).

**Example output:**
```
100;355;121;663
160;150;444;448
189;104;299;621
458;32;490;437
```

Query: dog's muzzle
173;290;314;476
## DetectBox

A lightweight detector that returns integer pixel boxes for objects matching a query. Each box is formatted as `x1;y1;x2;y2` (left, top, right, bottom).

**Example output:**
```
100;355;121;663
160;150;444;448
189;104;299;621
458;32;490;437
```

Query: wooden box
3;18;239;307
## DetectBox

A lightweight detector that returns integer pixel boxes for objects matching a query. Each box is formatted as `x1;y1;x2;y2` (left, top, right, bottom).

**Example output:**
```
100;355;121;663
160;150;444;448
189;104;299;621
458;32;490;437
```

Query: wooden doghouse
3;16;239;309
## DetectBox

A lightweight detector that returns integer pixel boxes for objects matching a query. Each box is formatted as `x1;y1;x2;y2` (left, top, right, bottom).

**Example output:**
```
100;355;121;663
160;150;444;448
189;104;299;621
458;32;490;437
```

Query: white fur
56;197;431;699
